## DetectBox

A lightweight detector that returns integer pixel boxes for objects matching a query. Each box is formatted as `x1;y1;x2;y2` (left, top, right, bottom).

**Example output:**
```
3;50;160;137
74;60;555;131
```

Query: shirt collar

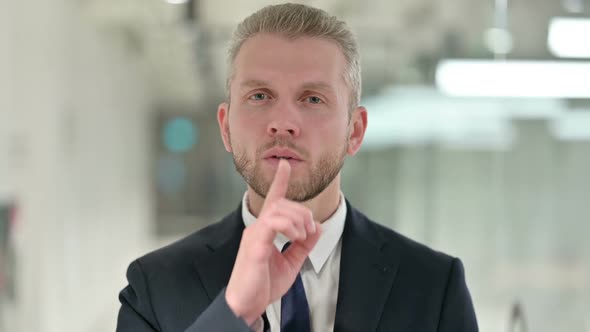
241;192;346;274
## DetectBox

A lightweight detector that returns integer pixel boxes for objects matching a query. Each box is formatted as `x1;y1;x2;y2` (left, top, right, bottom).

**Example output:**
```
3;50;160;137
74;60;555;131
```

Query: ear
347;106;368;156
217;102;232;152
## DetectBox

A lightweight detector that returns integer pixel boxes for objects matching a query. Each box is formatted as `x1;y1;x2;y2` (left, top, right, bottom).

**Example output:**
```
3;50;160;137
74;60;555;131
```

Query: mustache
257;138;308;158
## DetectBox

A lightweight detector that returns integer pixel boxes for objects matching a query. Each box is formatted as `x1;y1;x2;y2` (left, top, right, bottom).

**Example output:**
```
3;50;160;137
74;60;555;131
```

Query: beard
230;136;348;202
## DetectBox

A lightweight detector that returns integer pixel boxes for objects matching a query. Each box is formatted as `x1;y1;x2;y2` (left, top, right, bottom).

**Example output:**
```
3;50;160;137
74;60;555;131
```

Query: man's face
218;33;366;202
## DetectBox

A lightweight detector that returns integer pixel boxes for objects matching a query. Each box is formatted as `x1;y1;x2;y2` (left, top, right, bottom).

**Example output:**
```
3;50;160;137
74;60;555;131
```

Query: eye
249;93;268;101
306;96;323;104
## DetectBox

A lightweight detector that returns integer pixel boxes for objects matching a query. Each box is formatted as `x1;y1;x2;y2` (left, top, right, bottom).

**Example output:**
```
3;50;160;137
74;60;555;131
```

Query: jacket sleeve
184;288;255;332
437;258;479;332
116;260;253;332
116;260;162;331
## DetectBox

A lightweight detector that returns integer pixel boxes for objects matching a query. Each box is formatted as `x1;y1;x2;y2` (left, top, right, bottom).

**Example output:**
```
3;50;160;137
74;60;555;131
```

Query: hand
225;159;322;325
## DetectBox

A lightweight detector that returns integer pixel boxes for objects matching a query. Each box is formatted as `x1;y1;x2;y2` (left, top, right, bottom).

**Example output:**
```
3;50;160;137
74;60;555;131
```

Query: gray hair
226;3;361;111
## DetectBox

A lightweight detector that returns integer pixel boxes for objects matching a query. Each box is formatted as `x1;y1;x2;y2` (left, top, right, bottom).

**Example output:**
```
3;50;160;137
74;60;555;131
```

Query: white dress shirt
241;192;346;332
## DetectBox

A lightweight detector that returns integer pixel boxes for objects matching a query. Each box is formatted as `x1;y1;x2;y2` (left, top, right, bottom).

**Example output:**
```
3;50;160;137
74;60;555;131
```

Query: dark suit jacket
117;201;478;331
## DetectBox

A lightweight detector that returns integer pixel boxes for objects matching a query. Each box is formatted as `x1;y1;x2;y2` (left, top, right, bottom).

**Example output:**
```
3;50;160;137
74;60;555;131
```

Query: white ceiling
79;0;590;109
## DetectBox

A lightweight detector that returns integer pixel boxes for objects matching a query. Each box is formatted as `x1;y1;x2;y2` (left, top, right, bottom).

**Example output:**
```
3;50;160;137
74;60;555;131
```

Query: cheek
230;108;267;132
317;116;348;139
228;111;248;138
228;114;264;152
308;119;349;154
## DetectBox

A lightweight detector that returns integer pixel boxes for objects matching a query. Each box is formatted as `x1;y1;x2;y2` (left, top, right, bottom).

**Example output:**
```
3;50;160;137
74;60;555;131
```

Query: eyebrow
239;79;336;94
239;79;271;89
300;81;335;94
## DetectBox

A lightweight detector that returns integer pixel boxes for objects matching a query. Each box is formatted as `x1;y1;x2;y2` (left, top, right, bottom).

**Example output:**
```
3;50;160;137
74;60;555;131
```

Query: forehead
232;33;348;91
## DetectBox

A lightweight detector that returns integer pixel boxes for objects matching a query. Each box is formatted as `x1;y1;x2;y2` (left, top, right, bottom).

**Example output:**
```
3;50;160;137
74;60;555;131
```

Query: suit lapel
193;206;244;301
334;202;401;332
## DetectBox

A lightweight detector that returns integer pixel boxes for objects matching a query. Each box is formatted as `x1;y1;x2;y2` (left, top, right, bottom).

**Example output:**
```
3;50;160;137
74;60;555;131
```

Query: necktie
280;242;311;332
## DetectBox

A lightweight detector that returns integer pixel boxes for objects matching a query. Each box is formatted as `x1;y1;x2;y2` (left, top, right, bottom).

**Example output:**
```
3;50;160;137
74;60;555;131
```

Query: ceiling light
165;0;189;4
548;17;590;58
436;59;590;98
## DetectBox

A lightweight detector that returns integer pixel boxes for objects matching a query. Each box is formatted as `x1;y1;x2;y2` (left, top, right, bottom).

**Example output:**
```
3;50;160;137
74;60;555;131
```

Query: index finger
262;159;291;210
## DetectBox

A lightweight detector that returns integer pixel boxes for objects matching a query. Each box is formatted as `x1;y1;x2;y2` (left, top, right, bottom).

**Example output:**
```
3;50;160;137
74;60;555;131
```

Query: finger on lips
262;159;291;209
259;159;321;246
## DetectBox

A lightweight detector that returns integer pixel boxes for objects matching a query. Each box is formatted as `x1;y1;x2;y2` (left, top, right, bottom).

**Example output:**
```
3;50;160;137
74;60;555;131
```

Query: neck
246;174;342;223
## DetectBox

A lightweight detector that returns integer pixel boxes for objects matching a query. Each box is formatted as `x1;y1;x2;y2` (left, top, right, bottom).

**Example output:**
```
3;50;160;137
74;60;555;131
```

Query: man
116;3;478;332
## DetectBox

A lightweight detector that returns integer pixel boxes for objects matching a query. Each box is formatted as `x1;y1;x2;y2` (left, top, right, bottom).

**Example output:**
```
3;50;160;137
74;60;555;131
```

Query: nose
266;107;301;138
267;123;300;137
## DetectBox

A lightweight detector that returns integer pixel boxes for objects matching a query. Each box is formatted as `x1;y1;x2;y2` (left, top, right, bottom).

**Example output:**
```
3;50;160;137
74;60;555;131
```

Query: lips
262;147;304;161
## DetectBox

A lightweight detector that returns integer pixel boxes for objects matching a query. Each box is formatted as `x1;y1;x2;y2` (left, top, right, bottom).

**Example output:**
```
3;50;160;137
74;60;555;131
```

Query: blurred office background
1;0;589;331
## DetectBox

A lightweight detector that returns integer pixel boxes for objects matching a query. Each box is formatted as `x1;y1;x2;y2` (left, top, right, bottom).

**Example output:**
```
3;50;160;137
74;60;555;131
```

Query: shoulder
346;206;478;329
348;204;457;274
133;208;243;275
